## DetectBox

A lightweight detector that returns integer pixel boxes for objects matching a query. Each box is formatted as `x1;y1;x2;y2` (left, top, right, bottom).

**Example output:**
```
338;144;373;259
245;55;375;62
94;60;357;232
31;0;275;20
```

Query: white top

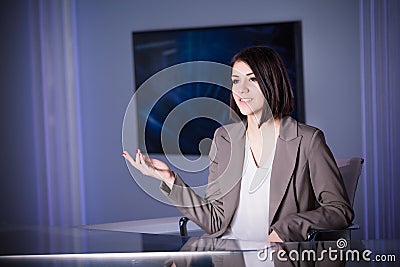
222;136;276;241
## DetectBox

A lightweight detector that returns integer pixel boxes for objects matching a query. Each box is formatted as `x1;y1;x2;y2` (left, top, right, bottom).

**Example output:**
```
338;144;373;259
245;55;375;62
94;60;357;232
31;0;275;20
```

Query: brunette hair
230;46;294;123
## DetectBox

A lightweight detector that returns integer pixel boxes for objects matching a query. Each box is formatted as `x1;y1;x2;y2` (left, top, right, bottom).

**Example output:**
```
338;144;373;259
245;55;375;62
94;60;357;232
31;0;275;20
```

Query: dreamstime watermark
257;238;397;263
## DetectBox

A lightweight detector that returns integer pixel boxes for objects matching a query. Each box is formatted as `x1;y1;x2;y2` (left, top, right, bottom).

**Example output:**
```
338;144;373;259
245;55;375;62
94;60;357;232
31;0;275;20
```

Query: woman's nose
237;83;249;93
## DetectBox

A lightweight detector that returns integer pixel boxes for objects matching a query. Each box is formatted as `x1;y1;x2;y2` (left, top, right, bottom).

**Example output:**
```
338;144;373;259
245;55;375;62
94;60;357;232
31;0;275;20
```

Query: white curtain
360;0;400;239
30;0;85;226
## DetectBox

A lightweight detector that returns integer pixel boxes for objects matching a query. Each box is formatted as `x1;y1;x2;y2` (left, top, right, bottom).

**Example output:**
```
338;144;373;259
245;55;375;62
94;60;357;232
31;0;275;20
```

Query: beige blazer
161;116;354;241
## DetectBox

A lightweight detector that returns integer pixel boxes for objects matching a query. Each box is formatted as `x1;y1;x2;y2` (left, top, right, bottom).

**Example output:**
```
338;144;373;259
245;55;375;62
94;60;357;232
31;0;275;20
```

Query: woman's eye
232;79;240;84
249;77;258;82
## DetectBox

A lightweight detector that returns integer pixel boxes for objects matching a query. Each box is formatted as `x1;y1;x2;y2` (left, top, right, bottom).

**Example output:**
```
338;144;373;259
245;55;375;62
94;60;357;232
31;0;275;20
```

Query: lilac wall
0;1;40;226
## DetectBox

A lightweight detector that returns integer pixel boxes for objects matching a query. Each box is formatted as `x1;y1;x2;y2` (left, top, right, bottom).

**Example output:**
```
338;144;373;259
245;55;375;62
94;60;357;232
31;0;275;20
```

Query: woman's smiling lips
240;98;252;103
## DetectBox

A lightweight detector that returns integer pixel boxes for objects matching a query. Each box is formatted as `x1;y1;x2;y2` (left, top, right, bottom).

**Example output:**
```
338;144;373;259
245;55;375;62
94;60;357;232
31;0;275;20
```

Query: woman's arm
123;128;226;235
159;128;226;235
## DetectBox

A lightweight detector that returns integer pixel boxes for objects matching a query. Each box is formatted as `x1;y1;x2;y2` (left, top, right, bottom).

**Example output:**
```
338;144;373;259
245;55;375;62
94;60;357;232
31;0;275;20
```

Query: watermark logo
336;238;347;249
257;238;397;263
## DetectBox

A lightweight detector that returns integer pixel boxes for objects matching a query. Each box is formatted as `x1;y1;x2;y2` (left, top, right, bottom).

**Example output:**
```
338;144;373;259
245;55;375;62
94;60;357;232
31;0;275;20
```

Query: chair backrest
335;157;364;207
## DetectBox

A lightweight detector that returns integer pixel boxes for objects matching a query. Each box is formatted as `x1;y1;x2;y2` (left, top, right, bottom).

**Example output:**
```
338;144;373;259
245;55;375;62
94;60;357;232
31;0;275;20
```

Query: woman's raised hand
122;149;175;188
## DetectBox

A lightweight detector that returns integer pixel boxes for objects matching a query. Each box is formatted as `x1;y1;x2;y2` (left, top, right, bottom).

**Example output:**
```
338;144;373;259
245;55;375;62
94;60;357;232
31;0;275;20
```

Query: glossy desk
0;226;398;266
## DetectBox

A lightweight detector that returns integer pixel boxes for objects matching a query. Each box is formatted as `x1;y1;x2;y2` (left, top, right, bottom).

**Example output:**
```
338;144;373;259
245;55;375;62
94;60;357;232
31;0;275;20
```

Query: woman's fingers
140;153;165;179
136;150;150;173
122;151;135;166
141;153;151;164
267;230;283;243
123;150;174;186
122;150;143;170
123;149;159;178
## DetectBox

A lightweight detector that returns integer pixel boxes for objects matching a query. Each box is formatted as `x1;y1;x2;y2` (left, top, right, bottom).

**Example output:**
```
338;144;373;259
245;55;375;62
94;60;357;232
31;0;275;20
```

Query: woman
122;46;354;242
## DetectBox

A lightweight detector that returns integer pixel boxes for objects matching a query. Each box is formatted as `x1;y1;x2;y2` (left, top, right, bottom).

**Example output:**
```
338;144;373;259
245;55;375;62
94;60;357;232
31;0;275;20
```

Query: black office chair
179;157;364;241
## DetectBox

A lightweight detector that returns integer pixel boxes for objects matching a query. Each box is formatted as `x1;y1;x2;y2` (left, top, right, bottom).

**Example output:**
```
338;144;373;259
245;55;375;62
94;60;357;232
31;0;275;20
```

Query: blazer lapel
218;122;246;228
269;116;302;226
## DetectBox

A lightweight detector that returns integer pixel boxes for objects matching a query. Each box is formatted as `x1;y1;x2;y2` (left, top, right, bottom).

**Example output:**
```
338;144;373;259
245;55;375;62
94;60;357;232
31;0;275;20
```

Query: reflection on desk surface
0;226;398;266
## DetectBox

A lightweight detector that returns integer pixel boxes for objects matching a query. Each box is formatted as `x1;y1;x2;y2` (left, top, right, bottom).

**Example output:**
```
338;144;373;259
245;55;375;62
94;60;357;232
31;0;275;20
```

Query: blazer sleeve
159;128;225;235
270;129;355;241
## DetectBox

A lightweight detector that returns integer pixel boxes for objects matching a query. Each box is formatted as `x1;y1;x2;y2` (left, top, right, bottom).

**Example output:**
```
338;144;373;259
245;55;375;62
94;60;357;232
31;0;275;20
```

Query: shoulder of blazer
296;120;328;154
297;121;320;139
279;116;322;144
214;122;246;144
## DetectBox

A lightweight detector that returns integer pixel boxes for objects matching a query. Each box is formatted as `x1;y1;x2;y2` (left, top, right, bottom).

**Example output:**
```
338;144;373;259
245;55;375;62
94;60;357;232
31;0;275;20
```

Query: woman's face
231;61;265;119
